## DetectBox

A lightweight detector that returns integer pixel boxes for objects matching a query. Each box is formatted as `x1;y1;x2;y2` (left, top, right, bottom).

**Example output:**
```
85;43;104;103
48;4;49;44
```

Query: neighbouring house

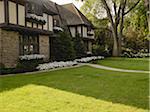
54;3;95;54
0;0;95;68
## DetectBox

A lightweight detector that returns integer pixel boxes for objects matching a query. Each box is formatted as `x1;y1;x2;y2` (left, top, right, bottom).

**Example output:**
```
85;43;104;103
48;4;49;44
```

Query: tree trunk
118;33;122;56
112;28;119;56
118;14;124;56
148;1;150;34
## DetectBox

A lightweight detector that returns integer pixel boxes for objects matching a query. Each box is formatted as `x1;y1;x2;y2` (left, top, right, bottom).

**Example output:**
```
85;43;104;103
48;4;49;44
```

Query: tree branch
101;0;115;27
124;0;141;15
113;1;117;15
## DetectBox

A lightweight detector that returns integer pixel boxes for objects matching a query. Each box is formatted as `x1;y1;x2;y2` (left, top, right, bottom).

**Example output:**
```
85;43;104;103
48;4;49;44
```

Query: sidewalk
86;64;149;74
1;63;149;77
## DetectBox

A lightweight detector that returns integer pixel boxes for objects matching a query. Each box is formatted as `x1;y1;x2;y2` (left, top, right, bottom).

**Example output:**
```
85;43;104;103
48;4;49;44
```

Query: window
19;35;39;55
87;27;92;32
53;19;59;27
26;2;43;16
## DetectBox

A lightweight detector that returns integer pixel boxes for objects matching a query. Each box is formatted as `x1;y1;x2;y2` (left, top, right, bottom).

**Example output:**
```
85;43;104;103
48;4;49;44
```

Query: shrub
122;48;150;58
52;32;75;61
92;45;111;57
73;34;86;58
16;59;44;72
0;55;45;75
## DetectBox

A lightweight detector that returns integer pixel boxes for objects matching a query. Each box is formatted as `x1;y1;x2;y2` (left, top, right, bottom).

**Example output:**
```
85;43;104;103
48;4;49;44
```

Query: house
54;3;95;54
0;0;95;68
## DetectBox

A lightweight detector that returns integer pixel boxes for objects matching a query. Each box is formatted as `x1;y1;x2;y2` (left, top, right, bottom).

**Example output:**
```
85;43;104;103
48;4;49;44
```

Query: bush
0;59;44;75
73;34;86;58
92;45;111;57
52;32;75;61
16;59;44;72
121;48;150;58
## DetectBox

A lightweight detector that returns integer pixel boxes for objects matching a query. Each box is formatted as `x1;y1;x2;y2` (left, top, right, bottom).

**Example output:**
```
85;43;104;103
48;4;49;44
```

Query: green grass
94;57;149;71
0;66;149;112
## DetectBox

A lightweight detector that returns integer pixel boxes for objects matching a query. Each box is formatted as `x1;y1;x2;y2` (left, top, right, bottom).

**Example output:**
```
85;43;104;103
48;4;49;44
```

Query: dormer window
87;27;94;36
25;2;46;24
26;2;43;16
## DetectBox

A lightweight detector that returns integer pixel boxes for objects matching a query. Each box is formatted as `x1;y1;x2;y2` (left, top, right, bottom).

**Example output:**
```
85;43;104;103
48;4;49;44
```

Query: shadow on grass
0;66;149;110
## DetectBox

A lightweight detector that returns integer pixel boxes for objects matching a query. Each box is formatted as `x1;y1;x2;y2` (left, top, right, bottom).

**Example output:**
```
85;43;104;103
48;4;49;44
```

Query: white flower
19;54;45;60
36;56;104;71
36;61;78;70
53;26;64;32
75;56;104;63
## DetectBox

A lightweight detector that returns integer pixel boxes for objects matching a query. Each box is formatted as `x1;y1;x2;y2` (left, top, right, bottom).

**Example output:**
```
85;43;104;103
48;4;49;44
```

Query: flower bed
122;52;150;58
37;61;78;70
37;56;104;71
75;56;104;63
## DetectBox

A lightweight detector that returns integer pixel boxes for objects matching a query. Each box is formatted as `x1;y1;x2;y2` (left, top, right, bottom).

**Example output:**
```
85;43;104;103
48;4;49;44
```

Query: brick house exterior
0;0;95;68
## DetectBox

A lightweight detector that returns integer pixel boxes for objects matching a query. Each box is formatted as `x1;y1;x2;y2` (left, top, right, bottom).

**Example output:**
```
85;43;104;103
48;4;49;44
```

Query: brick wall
0;29;19;68
39;35;50;61
0;29;50;68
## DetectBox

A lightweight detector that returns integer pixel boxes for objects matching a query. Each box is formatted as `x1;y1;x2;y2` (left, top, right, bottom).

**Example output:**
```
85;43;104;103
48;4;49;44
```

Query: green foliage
0;59;43;75
52;32;75;61
17;59;43;71
73;34;86;58
92;45;110;57
124;0;148;32
124;27;149;52
93;28;113;56
80;0;146;56
123;0;149;52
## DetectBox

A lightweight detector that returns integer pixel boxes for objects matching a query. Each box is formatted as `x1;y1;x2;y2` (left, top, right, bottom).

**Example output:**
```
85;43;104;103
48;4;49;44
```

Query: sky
50;0;83;9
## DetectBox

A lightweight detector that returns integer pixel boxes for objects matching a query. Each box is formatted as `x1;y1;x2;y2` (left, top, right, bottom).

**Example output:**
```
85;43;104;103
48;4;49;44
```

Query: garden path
86;63;149;74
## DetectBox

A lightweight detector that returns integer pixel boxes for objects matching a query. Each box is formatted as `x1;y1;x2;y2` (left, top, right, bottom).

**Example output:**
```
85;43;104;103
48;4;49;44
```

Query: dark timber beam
4;0;9;24
16;0;19;24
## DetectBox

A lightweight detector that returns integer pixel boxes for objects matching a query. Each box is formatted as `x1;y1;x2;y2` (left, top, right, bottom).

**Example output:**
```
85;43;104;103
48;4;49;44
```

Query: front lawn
94;57;149;71
0;66;149;112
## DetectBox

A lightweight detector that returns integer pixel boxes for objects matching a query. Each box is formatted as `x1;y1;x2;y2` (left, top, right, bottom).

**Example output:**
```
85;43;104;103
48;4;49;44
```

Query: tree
52;32;75;61
144;0;150;38
123;0;149;52
73;34;86;58
93;28;113;56
79;0;141;56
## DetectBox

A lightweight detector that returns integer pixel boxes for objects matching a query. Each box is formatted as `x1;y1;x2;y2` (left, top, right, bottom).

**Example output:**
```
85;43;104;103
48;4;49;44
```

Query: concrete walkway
1;63;149;77
86;63;149;74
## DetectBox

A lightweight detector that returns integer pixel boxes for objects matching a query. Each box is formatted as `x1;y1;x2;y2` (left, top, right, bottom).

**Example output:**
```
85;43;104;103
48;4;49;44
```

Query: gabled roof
55;3;82;26
61;3;94;27
41;0;58;15
26;0;58;15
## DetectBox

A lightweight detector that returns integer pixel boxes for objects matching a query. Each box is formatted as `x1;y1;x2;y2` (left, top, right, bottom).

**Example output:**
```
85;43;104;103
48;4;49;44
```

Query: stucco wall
9;1;17;24
18;4;25;26
43;13;48;30
0;1;4;23
83;26;87;37
39;35;50;61
27;22;32;27
70;27;76;37
0;29;19;68
49;15;53;31
77;26;81;35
